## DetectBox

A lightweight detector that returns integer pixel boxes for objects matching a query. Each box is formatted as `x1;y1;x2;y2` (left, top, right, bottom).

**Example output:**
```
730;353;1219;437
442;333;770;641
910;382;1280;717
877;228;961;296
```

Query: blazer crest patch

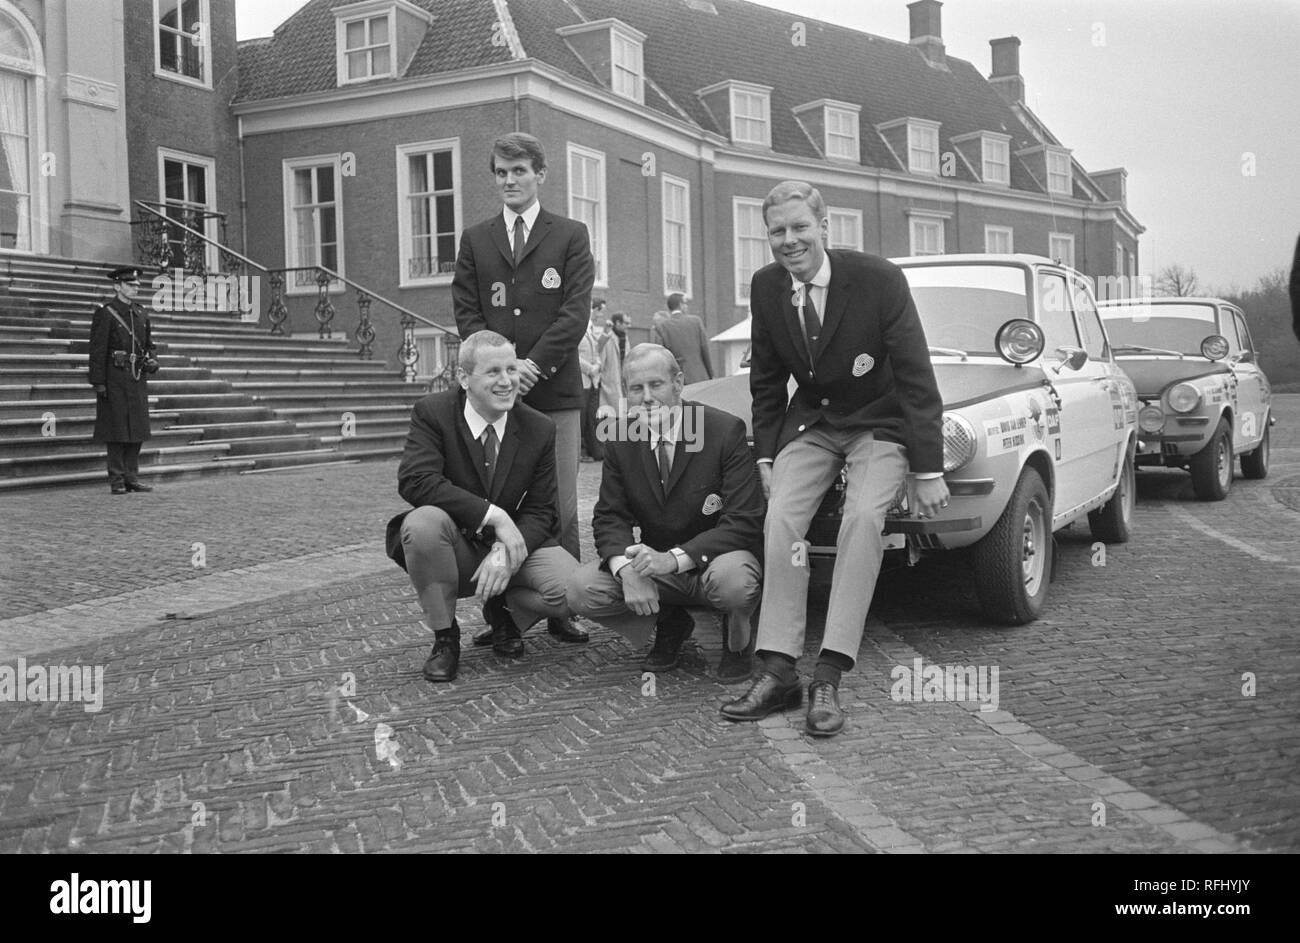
852;353;875;377
541;267;561;289
701;493;723;515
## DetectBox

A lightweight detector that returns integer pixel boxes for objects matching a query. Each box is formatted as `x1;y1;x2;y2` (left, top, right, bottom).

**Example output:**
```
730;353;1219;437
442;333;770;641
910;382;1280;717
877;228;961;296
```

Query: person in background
653;292;715;384
579;298;607;462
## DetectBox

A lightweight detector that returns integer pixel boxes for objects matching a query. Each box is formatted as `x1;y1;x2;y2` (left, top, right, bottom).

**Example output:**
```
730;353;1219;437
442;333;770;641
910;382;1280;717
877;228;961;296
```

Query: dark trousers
106;442;143;485
581;387;603;461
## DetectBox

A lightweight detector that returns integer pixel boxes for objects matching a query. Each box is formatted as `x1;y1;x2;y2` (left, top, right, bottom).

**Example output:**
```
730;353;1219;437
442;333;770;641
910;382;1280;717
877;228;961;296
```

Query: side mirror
1054;346;1089;372
1200;335;1229;361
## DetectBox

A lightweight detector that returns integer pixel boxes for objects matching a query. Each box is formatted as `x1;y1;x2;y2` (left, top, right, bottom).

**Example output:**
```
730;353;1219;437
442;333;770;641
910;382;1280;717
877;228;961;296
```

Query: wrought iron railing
130;200;459;390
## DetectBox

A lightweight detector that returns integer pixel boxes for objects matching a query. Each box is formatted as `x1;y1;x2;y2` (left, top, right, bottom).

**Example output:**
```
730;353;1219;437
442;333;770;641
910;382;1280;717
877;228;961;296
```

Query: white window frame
734;197;767;305
1049;232;1075;268
1115;243;1125;275
154;0;212;89
282;155;346;295
908;214;945;256
826;207;863;251
907;120;941;175
567;143;607;288
730;86;771;147
336;6;395;86
157;147;218;271
981;134;1011;186
1046;148;1072;195
662;173;691;298
824;106;860;162
984;225;1014;254
611;29;644;104
1127;250;1136;280
396;138;461;288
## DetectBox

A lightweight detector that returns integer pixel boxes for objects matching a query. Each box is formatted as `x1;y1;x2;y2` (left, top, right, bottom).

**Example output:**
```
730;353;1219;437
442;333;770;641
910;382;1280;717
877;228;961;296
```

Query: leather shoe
472;626;493;647
720;671;802;721
716;613;755;684
642;607;694;672
110;483;127;495
422;632;460;682
124;480;153;492
805;681;845;737
484;597;524;657
547;617;588;643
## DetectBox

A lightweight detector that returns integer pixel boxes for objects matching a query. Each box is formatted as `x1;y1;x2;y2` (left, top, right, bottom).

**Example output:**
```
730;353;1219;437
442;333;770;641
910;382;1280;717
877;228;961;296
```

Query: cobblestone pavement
1;397;1296;853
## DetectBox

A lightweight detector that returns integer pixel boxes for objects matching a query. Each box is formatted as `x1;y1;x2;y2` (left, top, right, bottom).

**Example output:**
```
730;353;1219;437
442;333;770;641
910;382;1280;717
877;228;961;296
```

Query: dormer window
825;106;859;161
1046;148;1072;195
731;86;771;146
877;118;941;175
557;19;648;106
982;134;1010;186
334;0;432;86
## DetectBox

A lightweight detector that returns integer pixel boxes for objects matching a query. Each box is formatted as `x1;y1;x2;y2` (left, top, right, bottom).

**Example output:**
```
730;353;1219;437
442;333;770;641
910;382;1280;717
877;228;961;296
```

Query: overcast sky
235;0;1300;293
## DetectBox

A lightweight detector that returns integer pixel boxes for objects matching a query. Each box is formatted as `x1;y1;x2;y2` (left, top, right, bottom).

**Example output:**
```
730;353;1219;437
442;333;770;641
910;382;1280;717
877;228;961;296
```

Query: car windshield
1101;303;1220;355
900;263;1029;355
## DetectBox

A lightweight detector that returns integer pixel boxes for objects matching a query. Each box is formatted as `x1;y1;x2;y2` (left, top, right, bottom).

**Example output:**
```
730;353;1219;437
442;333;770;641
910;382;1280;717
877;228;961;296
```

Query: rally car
686;254;1138;625
1097;296;1272;500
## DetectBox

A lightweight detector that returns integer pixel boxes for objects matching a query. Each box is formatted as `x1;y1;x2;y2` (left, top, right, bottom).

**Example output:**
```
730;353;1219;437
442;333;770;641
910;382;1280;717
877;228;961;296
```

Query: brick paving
1;397;1297;853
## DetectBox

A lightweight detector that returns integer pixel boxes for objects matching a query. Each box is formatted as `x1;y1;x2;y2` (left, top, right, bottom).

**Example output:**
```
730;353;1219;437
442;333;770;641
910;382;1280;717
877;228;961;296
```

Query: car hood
1115;359;1231;398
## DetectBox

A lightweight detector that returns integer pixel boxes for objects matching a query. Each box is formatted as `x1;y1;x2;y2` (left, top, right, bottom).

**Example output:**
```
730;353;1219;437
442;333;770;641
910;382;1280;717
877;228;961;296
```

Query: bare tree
1155;264;1201;297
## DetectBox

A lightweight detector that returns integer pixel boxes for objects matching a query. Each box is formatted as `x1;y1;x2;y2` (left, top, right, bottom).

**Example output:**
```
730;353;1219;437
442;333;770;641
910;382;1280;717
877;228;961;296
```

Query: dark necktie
656;437;672;490
512;216;526;267
801;282;822;357
482;425;498;484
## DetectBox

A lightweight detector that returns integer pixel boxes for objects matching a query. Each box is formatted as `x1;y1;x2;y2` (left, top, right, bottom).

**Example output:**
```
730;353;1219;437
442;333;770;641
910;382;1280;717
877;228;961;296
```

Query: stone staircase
0;254;430;490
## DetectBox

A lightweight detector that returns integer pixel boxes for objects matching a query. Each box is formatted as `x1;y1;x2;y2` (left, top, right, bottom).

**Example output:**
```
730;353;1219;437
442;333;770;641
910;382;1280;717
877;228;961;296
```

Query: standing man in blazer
567;344;764;682
721;181;948;737
453;131;592;645
385;331;580;682
653;292;714;384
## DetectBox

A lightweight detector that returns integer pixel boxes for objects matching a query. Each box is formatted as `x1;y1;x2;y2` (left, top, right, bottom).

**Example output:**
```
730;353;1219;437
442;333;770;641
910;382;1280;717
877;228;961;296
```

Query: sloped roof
235;0;1106;200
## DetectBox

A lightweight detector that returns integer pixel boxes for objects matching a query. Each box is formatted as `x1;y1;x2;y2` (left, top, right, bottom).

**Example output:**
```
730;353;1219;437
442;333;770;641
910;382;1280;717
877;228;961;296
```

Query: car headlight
1167;383;1201;414
942;413;977;472
1138;405;1165;432
995;319;1045;365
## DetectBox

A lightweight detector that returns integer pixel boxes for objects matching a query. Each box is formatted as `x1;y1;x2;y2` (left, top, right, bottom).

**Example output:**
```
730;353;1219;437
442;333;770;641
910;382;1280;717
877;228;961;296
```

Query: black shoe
484;597;524;657
422;633;460;682
642;607;695;672
547;617;588;643
720;671;802;721
124;480;153;492
805;681;845;737
472;627;494;647
110;483;127;495
716;613;755;684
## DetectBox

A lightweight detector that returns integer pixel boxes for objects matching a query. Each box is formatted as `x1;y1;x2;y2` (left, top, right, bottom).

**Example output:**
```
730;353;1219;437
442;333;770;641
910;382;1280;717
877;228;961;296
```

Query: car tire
1190;417;1232;501
1240;421;1269;480
1089;442;1135;544
974;466;1052;625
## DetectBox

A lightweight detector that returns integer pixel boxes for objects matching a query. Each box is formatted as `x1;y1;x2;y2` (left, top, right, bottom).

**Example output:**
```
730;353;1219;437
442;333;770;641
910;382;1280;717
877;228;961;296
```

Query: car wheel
1190;418;1232;501
974;466;1052;625
1241;421;1269;480
1089;442;1135;544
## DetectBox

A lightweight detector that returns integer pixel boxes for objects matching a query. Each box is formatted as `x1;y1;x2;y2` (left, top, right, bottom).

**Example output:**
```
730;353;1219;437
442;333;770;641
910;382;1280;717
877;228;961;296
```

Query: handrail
133;200;268;274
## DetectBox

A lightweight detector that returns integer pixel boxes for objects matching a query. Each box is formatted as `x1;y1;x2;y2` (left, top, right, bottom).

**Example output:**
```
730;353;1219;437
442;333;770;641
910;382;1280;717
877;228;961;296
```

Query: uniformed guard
88;266;159;494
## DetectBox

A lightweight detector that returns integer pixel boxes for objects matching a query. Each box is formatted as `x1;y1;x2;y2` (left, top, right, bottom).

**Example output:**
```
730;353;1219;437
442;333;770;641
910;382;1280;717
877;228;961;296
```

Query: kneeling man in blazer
386;330;580;683
566;344;765;682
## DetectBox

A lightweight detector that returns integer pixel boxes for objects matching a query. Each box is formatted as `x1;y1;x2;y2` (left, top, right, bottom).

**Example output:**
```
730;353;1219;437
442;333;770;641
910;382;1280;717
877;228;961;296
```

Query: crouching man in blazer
566;344;765;682
385;331;580;682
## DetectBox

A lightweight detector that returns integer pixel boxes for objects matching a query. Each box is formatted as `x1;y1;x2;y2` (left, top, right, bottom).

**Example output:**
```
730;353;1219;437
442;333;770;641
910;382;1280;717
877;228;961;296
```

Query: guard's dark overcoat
88;298;154;443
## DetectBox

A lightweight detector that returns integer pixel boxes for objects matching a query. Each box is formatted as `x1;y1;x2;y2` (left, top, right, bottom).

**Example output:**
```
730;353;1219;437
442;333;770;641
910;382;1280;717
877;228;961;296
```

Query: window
1115;243;1124;275
734;197;767;304
397;139;460;286
1049;232;1075;268
984;225;1013;254
612;30;643;103
1127;251;1136;281
982;136;1010;185
568;144;607;286
1047;149;1072;195
338;11;392;83
155;0;210;87
731;88;771;146
908;122;940;174
662;174;691;296
0;13;38;252
827;208;863;251
1036;272;1080;356
909;216;944;256
1232;310;1254;358
159;149;216;272
284;156;343;292
1071;277;1107;359
825;107;859;162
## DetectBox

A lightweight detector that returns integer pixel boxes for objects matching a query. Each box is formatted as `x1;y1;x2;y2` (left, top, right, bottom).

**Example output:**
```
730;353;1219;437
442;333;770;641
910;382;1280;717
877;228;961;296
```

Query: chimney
907;0;946;68
989;36;1024;104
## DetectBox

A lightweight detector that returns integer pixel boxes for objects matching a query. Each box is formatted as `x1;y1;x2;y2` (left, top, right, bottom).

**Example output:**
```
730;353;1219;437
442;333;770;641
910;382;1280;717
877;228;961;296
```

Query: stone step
229;381;418;397
0;314;70;330
0;353;190;370
0;323;77;340
0;337;75;355
0;442;234;478
0;397;163;419
161;406;278;424
199;433;321;456
320;432;405;453
296;417;410;435
5;379;232;399
163;419;299;439
151;392;258;408
180;342;367;360
207;365;391;380
0;426;198;457
0;457;259;491
0;410;183;435
243;447;342;470
273;403;416;419
248;391;422;409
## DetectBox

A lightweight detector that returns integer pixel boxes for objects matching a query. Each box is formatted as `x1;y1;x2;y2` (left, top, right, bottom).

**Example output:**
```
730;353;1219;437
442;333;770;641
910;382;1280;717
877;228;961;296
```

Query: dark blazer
592;401;765;571
453;207;595;412
748;249;943;473
385;388;559;570
1290;234;1299;345
88;298;154;443
653;313;714;384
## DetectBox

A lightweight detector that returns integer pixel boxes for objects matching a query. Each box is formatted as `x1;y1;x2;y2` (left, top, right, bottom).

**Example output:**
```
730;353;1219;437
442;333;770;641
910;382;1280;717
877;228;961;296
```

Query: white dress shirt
465;400;509;531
